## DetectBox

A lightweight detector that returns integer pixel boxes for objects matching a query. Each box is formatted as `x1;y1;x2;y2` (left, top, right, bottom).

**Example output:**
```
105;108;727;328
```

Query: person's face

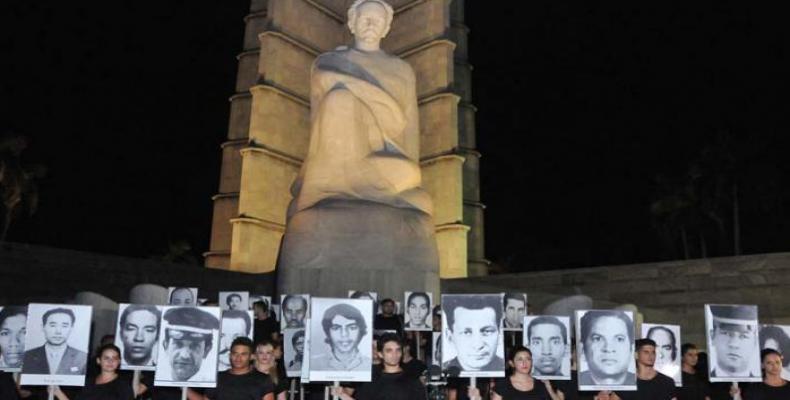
165;331;207;381
529;323;566;375
43;313;73;346
448;307;500;370
254;344;275;367
227;296;242;310
682;348;698;367
763;353;784;377
329;315;361;354
0;314;26;367
294;336;305;355
636;345;656;368
583;316;632;378
712;324;757;373
97;349;121;373
219;318;247;366
505;298;526;327
511;351;533;375
283;298;306;328
382;302;395;316
352;1;388;43
170;289;194;306
649;329;674;366
121;310;158;364
231;345;253;371
408;296;429;326
379;340;402;367
432;312;442;331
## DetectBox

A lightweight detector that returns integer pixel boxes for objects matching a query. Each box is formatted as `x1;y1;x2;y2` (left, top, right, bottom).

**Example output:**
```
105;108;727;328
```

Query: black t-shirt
550;374;580;400
677;371;710;400
205;370;275;400
0;372;20;400
353;371;426;400
447;378;494;400
254;317;280;343
492;377;551;399
373;315;403;334
401;358;427;380
75;376;135;400
615;372;677;400
743;381;790;400
258;371;289;396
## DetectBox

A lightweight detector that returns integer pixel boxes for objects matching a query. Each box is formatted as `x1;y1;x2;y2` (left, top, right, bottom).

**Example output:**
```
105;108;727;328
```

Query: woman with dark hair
51;344;136;400
738;349;790;399
760;326;790;369
491;346;564;400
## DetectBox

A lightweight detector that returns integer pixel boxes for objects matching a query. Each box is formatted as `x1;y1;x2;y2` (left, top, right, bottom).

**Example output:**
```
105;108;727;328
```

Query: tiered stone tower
205;0;488;278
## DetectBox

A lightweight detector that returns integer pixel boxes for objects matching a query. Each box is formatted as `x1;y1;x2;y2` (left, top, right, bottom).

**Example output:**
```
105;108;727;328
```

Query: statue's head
347;0;394;45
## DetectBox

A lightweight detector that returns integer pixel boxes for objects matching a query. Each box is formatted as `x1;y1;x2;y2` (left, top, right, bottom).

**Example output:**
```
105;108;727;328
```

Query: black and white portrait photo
20;304;92;386
154;306;221;388
705;304;762;382
167;287;198;306
218;291;249;311
404;291;432;331
280;294;310;330
309;298;373;382
441;294;505;378
0;306;27;372
217;309;254;372
503;293;527;331
348;291;378;314
760;324;790;380
642;323;681;386
284;328;306;377
575;309;637;391
248;294;271;310
523;315;571;380
114;304;162;371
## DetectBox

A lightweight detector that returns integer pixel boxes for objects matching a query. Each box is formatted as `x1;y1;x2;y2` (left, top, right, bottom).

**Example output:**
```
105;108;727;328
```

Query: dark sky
2;1;788;272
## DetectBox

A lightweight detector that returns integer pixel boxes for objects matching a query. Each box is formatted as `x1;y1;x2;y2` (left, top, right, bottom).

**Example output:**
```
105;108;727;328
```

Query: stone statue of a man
277;0;439;298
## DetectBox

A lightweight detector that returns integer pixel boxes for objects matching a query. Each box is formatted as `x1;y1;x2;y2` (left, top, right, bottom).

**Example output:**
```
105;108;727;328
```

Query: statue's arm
403;63;421;161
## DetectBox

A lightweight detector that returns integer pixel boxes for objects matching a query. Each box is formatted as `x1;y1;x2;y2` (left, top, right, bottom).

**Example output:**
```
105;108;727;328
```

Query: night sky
3;1;788;272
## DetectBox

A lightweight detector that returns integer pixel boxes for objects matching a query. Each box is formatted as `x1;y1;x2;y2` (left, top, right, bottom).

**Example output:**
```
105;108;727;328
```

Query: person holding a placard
253;301;279;343
254;340;288;400
611;339;677;400
0;306;27;369
197;337;274;400
491;345;565;400
677;343;711;400
50;343;135;400
374;299;403;335
738;348;790;399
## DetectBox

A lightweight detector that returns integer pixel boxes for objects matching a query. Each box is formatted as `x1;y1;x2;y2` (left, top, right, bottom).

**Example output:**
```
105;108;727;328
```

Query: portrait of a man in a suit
22;307;87;375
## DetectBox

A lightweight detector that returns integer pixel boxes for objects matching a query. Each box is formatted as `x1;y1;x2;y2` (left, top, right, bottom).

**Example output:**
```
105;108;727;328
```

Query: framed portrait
248;295;271;311
154;306;221;388
575;309;637;391
280;294;310;331
20;304;93;386
760;324;790;381
348;291;378;315
502;293;528;331
403;292;433;331
441;294;505;378
218;292;249;311
523;315;571;380
309;298;373;382
166;287;198;306
217;310;254;372
641;323;682;386
705;304;761;382
284;328;306;377
0;305;28;372
114;304;163;371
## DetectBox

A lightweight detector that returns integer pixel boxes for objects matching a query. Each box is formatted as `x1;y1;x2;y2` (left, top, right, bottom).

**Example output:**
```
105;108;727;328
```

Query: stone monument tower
205;0;488;282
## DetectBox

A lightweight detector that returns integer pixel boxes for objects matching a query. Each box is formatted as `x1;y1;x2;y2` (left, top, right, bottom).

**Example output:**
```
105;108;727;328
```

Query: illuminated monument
205;0;488;287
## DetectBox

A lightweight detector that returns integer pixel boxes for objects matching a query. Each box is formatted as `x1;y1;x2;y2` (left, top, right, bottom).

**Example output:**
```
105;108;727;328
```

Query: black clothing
0;372;19;400
551;374;580;400
254;317;279;343
401;358;427;380
205;370;275;400
677;371;710;400
74;376;135;400
258;371;289;396
373;315;403;335
353;371;426;400
615;372;676;400
744;381;790;400
492;377;551;399
447;378;493;400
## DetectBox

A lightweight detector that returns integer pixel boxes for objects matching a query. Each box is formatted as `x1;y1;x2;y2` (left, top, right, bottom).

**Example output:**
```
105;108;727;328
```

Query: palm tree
0;132;45;242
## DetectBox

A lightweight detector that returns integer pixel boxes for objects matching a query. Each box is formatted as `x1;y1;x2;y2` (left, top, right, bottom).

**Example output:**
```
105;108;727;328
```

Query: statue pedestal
277;199;440;299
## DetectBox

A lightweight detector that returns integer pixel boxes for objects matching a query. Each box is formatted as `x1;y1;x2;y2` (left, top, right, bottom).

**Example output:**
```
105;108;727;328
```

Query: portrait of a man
502;293;527;331
524;315;571;380
217;309;253;372
248;295;271;311
575;309;636;391
705;304;762;382
642;323;681;386
20;304;92;386
759;324;790;380
281;294;310;330
404;292;432;331
114;304;162;370
284;328;305;377
167;287;198;306
0;306;27;371
348;291;379;315
218;291;249;311
154;306;221;387
309;298;373;382
441;294;505;378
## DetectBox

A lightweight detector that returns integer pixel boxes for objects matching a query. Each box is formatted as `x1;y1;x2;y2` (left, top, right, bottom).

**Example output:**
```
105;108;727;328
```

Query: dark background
2;1;788;272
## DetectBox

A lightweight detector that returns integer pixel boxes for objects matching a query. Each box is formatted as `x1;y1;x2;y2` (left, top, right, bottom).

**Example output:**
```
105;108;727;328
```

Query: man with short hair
374;298;403;335
708;305;760;379
281;295;307;329
442;295;504;377
526;315;568;377
252;301;278;344
287;330;305;371
226;294;244;311
677;343;711;400
613;338;677;400
578;310;635;386
218;310;252;371
196;337;274;400
161;307;219;382
119;304;161;366
170;287;196;306
311;303;370;371
332;333;427;400
22;307;87;375
503;293;526;329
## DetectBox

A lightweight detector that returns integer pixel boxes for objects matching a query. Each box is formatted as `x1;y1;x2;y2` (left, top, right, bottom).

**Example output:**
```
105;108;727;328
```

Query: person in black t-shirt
373;299;403;335
332;333;427;400
613;339;677;400
253;301;279;344
0;371;20;400
401;340;427;381
676;343;710;400
491;345;564;400
254;339;289;399
736;349;790;400
51;344;136;400
197;337;274;400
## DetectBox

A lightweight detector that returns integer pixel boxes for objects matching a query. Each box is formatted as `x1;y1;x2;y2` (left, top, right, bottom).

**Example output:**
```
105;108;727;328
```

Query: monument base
277;199;440;299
